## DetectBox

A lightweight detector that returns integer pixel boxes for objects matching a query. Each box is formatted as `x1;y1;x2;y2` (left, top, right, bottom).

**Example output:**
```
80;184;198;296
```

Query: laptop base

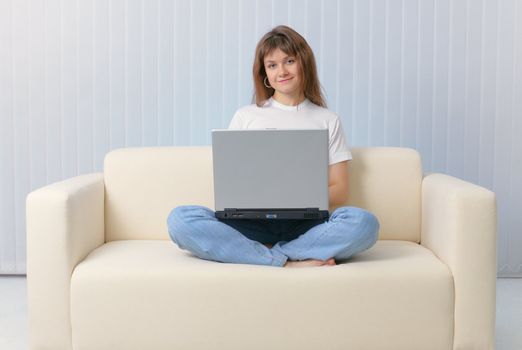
215;208;329;220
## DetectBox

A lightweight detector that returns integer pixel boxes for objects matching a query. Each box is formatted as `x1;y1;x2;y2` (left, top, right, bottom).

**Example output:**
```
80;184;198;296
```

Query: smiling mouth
278;77;293;83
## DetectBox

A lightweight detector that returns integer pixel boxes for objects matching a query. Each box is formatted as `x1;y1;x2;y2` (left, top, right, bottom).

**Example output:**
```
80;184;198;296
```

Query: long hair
252;25;326;108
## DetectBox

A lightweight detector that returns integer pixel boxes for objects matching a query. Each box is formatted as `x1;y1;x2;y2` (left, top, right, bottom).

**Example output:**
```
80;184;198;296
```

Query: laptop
211;129;329;220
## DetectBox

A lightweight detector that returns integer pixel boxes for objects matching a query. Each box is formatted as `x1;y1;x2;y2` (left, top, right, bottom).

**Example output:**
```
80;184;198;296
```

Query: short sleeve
328;117;352;165
228;110;243;129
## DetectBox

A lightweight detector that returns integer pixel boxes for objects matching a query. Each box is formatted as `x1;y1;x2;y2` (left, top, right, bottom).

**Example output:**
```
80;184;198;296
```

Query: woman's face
264;48;302;102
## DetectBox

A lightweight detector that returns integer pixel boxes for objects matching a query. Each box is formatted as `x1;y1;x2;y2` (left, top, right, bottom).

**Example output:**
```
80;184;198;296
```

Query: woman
167;25;379;267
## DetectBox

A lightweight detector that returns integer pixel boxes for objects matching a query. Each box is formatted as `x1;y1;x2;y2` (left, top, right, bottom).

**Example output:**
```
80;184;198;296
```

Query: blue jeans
167;205;379;267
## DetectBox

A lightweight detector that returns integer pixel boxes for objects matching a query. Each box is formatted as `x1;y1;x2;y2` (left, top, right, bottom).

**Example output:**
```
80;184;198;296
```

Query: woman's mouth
278;77;293;83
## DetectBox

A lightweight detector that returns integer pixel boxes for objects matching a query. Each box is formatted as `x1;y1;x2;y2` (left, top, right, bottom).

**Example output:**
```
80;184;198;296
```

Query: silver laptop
211;129;329;220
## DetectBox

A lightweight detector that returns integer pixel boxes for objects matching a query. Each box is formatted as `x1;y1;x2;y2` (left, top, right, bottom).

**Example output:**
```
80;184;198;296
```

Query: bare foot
325;258;337;266
284;258;336;267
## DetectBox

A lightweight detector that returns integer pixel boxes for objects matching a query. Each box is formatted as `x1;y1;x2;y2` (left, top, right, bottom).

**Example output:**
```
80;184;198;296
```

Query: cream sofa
26;147;497;350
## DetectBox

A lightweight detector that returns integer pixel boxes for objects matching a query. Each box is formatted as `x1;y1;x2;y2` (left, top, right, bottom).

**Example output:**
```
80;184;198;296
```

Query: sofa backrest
103;146;422;242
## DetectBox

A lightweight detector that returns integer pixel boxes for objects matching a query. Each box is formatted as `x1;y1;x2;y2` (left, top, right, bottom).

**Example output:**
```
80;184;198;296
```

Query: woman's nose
278;66;288;76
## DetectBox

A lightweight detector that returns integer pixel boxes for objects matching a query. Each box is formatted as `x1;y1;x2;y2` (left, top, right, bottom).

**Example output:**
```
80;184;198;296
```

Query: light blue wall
1;0;521;275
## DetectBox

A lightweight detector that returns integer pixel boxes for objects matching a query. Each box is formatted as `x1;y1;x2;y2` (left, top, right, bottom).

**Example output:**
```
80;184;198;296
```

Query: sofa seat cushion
70;240;454;350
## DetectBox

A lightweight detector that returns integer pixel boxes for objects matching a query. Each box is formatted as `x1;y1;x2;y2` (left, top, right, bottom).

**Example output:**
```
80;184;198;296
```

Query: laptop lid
211;129;329;220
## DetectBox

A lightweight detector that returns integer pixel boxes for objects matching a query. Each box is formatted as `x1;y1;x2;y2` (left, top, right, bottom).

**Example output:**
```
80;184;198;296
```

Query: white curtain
0;0;521;275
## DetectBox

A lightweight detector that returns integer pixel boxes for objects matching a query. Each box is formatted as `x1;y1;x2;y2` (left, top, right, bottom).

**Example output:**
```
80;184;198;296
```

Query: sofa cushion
347;147;422;242
103;147;422;242
104;147;214;242
71;240;453;350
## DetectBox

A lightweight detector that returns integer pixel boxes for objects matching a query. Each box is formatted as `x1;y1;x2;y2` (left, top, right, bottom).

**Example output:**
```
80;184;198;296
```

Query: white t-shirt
228;97;352;165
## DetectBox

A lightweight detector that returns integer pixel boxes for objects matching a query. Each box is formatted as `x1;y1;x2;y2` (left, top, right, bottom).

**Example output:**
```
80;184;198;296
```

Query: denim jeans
167;205;380;267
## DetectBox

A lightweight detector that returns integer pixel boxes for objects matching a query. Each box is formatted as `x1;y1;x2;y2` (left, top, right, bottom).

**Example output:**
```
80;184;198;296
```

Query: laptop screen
211;129;329;213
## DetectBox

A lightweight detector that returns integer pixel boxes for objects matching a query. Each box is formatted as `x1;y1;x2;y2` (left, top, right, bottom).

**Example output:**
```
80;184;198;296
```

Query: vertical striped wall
0;0;521;276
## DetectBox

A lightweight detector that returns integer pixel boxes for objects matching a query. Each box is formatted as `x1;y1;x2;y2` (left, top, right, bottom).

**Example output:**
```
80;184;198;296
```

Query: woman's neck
272;92;305;106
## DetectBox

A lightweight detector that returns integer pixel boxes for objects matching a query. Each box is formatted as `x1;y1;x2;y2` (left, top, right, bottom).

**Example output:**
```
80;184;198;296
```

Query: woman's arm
328;160;350;210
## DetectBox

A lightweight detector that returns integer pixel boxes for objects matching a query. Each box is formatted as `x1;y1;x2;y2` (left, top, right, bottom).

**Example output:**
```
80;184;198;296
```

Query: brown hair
252;25;326;108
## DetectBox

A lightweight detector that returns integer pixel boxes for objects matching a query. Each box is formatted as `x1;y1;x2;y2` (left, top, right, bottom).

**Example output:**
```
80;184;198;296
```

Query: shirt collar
268;97;309;111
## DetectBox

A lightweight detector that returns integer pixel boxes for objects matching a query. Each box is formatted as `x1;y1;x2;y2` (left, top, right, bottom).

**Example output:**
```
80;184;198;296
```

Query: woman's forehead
264;48;295;61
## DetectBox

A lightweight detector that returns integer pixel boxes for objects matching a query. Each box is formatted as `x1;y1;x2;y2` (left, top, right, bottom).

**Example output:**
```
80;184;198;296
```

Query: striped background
0;0;521;276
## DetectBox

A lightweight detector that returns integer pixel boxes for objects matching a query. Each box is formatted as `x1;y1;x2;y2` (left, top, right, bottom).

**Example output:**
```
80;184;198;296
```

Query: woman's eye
287;59;295;64
267;64;276;69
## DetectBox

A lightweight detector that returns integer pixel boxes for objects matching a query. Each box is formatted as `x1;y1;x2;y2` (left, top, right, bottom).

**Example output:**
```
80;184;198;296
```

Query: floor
1;276;521;350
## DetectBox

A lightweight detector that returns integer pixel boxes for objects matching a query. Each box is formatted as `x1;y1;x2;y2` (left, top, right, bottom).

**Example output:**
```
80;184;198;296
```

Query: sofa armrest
421;173;497;350
26;173;105;350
